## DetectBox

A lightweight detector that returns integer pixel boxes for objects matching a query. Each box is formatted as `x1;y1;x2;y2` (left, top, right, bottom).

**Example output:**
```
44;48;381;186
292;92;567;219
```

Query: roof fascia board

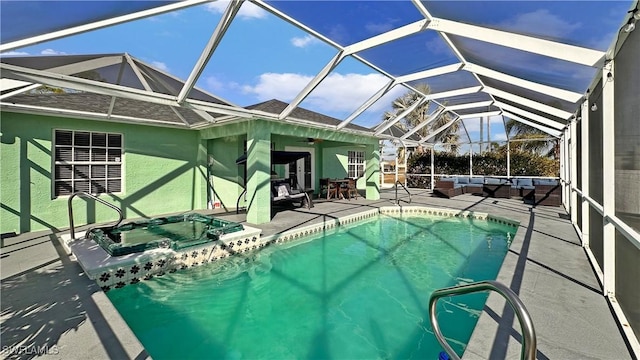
427;18;605;67
0;0;212;52
463;63;583;103
337;79;395;130
496;102;565;130
458;110;502;119
343;19;429;55
400;106;445;140
278;51;344;120
484;86;573;120
502;110;562;137
0;102;191;129
395;63;463;84
446;100;493;111
197;111;377;139
374;96;428;135
420;115;460;143
177;0;241;103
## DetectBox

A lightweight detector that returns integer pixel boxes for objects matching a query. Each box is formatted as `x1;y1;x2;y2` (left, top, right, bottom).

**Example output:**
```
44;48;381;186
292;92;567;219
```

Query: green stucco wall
0;112;381;232
322;144;380;199
0;112;207;234
208;136;245;211
201;120;380;223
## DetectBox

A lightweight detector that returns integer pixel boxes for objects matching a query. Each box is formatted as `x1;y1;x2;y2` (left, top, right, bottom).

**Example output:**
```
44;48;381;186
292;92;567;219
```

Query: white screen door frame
285;146;315;191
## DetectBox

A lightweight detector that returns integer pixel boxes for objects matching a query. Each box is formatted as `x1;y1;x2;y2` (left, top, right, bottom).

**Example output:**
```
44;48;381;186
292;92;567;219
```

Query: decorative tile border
73;227;263;292
379;206;519;229
82;206;518;292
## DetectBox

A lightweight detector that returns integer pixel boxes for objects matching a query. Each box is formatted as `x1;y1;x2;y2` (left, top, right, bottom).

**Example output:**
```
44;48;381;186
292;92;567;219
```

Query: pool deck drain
1;189;634;359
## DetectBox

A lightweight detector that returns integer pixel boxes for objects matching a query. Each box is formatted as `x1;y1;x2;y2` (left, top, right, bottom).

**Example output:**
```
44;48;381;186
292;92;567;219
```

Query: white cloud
291;35;318;48
242;73;309;102
365;20;396;34
151;61;169;72
241;72;405;115
500;9;582;38
424;36;452;56
205;1;266;19
205;75;225;92
41;49;67;55
0;51;29;56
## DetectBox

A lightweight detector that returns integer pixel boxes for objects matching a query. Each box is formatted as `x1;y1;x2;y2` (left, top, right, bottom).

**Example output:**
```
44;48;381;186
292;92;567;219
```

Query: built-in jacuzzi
87;213;244;256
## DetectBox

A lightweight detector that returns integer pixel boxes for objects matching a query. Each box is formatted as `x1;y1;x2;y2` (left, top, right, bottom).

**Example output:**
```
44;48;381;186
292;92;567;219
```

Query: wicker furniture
534;183;562;206
482;178;512;198
434;179;464;198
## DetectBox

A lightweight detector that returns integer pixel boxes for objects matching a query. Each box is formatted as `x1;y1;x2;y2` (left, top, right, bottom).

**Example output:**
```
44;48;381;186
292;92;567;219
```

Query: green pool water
107;215;514;359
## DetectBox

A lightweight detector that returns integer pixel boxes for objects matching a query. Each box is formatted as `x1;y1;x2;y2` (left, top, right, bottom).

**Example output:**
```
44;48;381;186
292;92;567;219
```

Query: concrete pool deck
1;189;633;359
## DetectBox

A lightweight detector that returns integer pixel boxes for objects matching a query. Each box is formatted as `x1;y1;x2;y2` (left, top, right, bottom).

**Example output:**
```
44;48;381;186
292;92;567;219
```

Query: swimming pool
107;213;514;359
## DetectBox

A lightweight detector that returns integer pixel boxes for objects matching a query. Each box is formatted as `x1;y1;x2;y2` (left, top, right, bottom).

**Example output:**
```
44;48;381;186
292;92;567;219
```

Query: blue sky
1;0;634;147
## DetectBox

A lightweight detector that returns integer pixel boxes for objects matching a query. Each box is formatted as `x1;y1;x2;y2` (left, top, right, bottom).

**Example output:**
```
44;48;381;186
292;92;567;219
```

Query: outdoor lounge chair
271;181;312;209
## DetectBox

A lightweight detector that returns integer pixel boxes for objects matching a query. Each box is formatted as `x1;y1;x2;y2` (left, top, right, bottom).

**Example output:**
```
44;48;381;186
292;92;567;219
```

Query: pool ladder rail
429;280;537;360
68;191;124;240
393;180;412;205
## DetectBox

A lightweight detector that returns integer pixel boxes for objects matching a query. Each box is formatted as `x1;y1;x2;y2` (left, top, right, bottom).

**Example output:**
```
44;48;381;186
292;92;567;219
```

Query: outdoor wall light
591;103;598;112
607;71;613;82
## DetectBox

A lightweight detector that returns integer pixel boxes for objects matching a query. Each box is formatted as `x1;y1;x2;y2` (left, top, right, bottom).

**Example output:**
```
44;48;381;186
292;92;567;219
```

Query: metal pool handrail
429;280;537;360
68;191;124;240
236;188;247;214
394;180;411;205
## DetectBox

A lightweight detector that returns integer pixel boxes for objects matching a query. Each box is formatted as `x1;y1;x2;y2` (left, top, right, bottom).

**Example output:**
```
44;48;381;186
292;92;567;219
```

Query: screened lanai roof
1;0;638;146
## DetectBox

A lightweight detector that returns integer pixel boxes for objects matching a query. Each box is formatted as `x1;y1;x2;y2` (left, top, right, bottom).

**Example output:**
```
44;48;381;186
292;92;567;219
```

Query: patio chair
320;178;339;199
341;178;358;200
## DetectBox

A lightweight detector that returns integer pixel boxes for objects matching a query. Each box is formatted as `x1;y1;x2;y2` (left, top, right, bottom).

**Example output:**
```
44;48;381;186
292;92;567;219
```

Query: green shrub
406;150;559;188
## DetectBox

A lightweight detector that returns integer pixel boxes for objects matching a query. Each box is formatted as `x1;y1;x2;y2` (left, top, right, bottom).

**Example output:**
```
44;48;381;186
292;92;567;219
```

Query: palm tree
505;119;558;158
382;83;460;154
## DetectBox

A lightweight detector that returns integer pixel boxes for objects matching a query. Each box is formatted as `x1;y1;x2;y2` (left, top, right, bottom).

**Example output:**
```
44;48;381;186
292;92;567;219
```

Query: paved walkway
1;189;633;359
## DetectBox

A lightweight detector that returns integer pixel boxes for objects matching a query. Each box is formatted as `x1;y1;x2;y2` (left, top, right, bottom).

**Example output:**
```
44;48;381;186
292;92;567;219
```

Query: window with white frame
348;150;365;178
53;129;122;196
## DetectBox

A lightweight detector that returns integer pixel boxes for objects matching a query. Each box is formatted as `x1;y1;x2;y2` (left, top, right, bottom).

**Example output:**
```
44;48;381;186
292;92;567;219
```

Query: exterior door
285;146;314;191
